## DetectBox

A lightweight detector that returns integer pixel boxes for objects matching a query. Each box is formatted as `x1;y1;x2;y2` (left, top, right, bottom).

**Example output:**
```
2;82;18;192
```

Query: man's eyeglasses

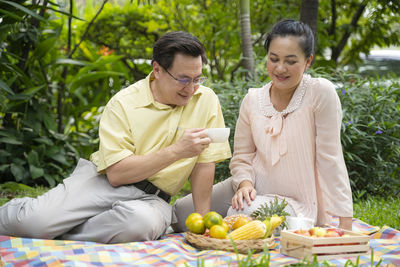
162;66;207;86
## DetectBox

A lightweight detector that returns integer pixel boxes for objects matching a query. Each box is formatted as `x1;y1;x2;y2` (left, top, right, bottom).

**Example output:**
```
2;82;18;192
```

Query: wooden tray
280;229;370;260
185;232;277;254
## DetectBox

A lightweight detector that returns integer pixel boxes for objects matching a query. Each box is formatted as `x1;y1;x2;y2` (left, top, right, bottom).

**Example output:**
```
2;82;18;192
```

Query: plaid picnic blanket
1;218;399;266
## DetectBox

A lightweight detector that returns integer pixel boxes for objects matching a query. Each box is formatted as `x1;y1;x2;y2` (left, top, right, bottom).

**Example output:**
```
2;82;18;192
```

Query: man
0;31;231;243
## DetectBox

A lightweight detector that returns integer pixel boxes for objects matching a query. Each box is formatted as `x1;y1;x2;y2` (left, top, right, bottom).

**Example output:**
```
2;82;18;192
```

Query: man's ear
153;61;162;78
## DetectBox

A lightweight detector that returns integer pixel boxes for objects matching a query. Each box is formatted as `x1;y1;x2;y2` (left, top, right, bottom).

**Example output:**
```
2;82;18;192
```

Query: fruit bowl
185;232;277;254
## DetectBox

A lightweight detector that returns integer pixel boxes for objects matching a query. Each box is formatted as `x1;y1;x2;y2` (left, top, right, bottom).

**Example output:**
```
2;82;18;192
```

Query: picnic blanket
1;218;399;266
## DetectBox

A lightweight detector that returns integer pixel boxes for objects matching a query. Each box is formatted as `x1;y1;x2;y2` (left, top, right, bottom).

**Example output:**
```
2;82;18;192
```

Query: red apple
324;230;340;237
326;228;344;236
334;228;345;236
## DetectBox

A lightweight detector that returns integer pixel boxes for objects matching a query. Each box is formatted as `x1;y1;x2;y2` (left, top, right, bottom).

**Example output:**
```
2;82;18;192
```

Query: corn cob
263;215;285;238
270;215;285;230
229;220;266;240
263;218;273;238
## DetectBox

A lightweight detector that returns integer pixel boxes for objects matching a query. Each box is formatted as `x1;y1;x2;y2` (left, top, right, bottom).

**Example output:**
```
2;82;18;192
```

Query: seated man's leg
61;195;172;243
0;159;133;239
171;177;234;232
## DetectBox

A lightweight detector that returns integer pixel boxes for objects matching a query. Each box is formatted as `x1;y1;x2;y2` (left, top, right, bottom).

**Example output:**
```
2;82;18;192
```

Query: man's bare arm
106;128;211;187
190;162;215;216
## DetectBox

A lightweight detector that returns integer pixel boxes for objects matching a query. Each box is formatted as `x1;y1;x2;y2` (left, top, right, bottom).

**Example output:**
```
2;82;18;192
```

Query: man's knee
109;204;168;243
0;198;56;239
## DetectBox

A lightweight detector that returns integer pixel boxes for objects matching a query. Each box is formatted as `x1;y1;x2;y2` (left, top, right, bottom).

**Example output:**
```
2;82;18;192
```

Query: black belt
133;180;171;203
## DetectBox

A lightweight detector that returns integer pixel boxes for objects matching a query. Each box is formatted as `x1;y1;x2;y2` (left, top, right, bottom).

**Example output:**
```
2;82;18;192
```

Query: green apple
309;227;327;237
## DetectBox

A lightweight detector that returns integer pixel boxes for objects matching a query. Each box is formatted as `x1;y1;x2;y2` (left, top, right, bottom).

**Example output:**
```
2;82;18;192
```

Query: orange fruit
187;218;206;234
203;211;223;229
221;221;230;233
232;217;251;230
185;213;203;228
209;225;227;239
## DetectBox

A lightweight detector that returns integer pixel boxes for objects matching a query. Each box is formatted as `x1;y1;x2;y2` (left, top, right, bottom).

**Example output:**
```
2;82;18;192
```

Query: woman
172;19;353;231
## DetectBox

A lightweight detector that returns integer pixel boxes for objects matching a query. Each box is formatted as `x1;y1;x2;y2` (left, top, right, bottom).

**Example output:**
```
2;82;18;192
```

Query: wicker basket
185;232;277;254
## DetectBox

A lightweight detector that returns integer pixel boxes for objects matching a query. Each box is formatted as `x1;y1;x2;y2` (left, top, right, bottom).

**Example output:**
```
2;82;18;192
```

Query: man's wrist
164;144;181;162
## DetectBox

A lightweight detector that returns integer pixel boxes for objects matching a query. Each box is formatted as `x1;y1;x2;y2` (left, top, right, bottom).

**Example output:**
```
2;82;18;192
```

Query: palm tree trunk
239;0;255;80
300;0;319;59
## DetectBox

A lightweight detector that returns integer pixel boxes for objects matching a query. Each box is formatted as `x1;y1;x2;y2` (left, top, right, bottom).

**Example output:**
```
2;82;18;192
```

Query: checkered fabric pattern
1;218;399;266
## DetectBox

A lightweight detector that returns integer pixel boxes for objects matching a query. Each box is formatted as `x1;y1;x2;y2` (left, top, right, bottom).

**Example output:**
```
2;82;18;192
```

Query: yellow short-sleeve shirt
90;72;232;196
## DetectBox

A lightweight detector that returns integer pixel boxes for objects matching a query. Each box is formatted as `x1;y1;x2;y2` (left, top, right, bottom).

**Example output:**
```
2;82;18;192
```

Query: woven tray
185;232;277;254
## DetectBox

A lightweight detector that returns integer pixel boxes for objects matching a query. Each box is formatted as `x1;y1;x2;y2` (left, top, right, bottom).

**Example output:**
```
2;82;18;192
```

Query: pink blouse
230;74;353;225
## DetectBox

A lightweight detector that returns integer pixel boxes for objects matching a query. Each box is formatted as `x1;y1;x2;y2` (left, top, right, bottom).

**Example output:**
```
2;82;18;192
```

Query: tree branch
69;0;109;58
331;1;367;63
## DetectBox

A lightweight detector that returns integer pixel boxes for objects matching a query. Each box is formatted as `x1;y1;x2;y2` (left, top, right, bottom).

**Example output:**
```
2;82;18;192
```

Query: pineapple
223;214;252;231
251;196;290;229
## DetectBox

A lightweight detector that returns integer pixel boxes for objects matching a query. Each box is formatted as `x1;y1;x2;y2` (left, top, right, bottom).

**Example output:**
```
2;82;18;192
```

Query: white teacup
205;128;230;143
286;216;314;230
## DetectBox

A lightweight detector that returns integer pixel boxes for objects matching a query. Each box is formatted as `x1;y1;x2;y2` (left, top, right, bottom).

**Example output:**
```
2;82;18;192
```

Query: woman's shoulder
248;86;265;95
307;76;341;110
309;76;336;93
307;76;339;101
241;85;269;108
246;84;270;100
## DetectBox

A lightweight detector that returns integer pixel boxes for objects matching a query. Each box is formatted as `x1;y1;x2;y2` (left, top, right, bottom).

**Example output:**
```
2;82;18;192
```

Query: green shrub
327;69;400;197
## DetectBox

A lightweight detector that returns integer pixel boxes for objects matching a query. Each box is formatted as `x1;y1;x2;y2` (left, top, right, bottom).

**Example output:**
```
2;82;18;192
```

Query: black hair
264;19;314;58
151;31;208;69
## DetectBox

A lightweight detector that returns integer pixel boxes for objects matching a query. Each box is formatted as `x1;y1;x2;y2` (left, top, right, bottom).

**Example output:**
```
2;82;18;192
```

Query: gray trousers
172;177;295;232
0;159;172;243
172;178;234;232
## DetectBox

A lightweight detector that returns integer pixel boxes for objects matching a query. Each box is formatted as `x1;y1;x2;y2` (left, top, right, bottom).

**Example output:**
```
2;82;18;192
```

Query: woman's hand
231;180;257;211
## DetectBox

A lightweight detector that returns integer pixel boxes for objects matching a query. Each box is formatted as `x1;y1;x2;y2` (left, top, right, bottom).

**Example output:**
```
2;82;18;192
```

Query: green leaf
21;85;45;96
43;173;56;187
0;8;24;20
0;150;11;157
0;137;22;145
30;164;44;179
33;137;54;146
27;150;40;166
42;112;57;132
44;6;86;21
51;154;70;166
7;85;46;101
0;79;14;95
10;163;26;181
0;0;45;22
69;71;123;92
0;164;10;172
32;37;58;60
55;58;88;66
